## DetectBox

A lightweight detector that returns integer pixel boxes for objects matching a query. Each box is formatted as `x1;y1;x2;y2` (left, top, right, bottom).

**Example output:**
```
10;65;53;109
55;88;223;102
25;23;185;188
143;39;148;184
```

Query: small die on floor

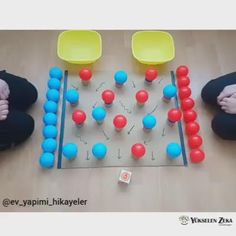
118;169;132;184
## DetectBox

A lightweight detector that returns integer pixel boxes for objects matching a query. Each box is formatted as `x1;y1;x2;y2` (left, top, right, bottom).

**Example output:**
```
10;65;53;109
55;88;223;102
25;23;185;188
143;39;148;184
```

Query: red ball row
176;66;205;163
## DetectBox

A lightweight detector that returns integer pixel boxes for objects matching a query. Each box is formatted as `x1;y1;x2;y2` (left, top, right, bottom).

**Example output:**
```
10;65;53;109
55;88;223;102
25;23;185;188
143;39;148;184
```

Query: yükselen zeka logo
179;215;233;226
179;215;190;225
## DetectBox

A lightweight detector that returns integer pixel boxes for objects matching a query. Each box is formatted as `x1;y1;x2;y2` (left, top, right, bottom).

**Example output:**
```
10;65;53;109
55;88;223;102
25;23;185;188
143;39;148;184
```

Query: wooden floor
0;30;236;212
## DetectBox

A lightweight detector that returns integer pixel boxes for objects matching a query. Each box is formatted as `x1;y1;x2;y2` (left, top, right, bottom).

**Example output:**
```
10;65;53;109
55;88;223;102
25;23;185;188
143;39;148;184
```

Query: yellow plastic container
132;31;175;65
57;30;102;64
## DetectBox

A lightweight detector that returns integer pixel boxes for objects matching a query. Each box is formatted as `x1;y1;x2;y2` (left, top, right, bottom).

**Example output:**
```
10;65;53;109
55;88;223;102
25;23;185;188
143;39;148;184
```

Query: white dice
119;169;132;184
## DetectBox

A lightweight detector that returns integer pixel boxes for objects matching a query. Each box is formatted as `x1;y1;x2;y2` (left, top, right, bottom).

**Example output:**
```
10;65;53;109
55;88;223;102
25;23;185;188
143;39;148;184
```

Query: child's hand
218;96;236;114
0;79;10;100
0;100;9;120
217;84;236;104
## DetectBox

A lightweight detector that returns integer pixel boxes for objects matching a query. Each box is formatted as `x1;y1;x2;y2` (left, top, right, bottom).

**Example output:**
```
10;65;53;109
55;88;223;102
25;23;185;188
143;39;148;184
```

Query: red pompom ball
102;90;115;104
145;69;158;82
188;135;203;149
181;98;195;111
177;76;190;87
185;121;200;136
72;109;86;125
183;110;198;123
190;149;205;163
135;90;149;104
176;65;189;77
179;87;192;100
131;143;146;159
79;68;92;81
113;115;127;129
168;108;182;122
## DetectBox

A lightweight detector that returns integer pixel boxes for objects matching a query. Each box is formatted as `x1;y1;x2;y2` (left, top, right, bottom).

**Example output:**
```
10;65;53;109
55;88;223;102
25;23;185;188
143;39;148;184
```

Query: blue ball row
40;67;63;169
60;142;182;161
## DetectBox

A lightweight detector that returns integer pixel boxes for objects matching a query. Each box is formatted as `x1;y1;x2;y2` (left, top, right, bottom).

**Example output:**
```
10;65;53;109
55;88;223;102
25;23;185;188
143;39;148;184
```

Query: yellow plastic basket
132;31;175;65
57;30;102;64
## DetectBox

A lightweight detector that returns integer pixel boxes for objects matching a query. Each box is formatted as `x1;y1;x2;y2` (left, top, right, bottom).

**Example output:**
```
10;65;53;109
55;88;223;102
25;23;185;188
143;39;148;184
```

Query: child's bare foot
218;96;236;114
217;84;236;104
0;99;9;120
0;79;10;100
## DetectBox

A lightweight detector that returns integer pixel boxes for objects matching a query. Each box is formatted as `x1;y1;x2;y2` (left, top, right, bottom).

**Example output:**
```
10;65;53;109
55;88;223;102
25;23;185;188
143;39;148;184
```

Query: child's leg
0;70;38;111
201;72;236;107
211;112;236;140
0;109;34;150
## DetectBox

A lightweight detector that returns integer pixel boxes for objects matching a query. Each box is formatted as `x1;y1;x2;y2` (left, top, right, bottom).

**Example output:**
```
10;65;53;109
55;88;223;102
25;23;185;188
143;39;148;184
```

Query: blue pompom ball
44;101;58;114
92;143;107;159
163;84;177;99
48;78;61;90
49;67;63;80
43;113;57;125
166;143;182;159
41;138;57;153
62;143;78;160
65;89;79;104
46;89;60;103
43;125;58;139
39;153;55;168
142;114;157;129
92;107;107;122
114;70;128;85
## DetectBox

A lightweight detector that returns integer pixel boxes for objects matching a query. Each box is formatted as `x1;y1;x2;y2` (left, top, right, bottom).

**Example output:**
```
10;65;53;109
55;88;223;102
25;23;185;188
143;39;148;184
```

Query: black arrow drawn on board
92;101;98;109
148;103;158;114
158;78;164;84
162;127;166;137
76;134;88;144
101;129;110;140
71;84;79;90
86;150;90;160
132;81;136;88
118;148;121;159
95;82;106;92
127;125;135;135
151;151;155;160
119;100;132;114
144;139;151;145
